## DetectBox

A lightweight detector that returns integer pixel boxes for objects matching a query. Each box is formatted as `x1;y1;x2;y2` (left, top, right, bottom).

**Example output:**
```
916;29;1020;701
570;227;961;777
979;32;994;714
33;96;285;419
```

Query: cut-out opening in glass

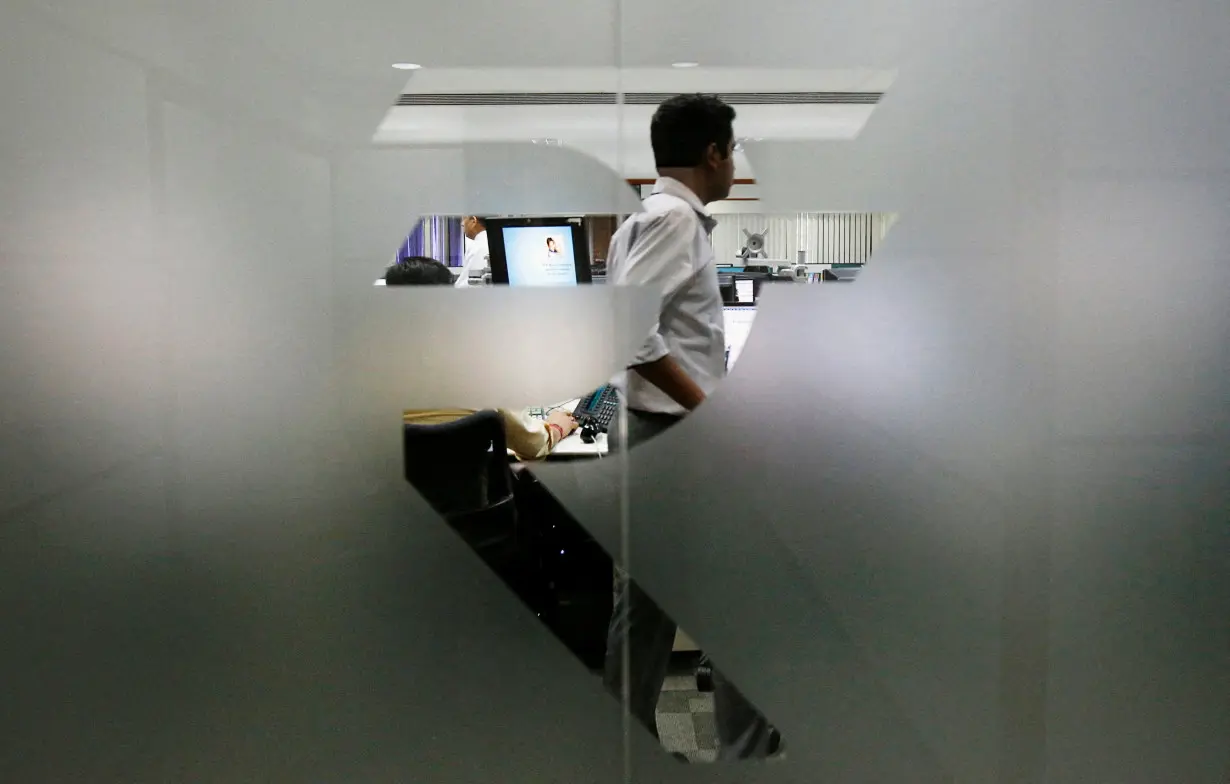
374;188;895;765
380;209;793;762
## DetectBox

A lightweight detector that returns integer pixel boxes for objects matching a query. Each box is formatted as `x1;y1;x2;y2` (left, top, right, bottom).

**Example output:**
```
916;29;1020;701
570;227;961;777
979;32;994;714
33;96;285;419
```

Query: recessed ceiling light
392;63;422;70
671;61;700;69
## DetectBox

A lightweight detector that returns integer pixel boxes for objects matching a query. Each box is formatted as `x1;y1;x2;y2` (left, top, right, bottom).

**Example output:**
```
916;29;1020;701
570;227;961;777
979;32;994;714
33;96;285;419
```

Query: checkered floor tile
655;674;718;763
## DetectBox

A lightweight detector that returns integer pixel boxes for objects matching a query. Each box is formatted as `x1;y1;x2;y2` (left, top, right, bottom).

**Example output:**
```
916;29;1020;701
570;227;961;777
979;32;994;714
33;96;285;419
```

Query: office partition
0;1;1225;782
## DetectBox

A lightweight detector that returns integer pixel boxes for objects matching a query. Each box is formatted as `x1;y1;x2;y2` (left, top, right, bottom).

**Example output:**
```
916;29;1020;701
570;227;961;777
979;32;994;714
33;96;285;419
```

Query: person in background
385;254;454;285
602;94;782;760
455;216;490;288
387;256;579;459
546;236;563;259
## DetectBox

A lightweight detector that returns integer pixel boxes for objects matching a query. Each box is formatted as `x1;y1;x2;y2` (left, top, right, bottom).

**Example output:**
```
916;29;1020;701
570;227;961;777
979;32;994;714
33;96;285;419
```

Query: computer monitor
487;217;592;286
723;306;757;371
826;265;863;282
735;278;756;304
719;273;763;305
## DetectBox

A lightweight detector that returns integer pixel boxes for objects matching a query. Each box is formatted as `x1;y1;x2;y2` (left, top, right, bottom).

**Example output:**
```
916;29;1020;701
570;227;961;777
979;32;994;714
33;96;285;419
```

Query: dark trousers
602;409;776;758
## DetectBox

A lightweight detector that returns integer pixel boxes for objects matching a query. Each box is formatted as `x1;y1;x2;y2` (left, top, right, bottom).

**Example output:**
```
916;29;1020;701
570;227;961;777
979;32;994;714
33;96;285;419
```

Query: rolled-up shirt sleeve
499;408;554;461
610;211;695;366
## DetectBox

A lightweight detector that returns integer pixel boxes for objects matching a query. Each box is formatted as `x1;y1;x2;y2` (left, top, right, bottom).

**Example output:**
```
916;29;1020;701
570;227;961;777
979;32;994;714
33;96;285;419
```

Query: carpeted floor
655;673;718;763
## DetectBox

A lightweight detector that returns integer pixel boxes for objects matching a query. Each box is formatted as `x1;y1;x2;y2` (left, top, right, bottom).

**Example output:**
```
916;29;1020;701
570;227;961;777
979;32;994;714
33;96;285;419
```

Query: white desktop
550;429;609;457
527;399;609;458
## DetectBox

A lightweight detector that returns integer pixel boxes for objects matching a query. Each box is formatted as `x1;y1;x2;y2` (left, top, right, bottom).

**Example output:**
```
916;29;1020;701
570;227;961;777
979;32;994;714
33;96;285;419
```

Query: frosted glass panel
339;286;656;410
2;0;1227;780
608;0;1229;780
0;9;162;537
0;4;635;781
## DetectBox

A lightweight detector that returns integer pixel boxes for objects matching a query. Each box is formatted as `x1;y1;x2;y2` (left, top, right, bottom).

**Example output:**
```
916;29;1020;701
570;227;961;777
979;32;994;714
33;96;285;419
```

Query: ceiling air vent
396;91;883;107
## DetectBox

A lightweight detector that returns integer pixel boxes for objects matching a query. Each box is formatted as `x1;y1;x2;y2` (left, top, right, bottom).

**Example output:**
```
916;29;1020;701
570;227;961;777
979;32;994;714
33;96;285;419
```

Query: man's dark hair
650;94;737;169
384;256;454;286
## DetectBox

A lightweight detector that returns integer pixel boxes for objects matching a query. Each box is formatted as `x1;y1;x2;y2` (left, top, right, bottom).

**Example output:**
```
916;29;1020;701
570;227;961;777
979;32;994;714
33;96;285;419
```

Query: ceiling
375;67;891;177
374;104;876;178
395;68;895;94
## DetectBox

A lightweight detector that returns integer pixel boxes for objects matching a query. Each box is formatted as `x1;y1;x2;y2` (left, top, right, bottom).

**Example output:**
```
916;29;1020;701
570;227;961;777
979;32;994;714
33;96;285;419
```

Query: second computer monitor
719;273;762;305
487;218;592;286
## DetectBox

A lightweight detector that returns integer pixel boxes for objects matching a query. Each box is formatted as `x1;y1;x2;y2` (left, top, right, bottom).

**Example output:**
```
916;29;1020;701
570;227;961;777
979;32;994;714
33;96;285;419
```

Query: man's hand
546;410;579;435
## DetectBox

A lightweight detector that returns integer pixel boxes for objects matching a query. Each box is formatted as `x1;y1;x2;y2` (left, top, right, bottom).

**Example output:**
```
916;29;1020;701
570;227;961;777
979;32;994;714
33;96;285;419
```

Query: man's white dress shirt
607;177;726;416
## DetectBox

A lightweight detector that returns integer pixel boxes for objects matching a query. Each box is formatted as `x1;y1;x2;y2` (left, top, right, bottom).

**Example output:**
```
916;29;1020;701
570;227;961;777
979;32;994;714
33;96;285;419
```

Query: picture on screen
502;226;579;286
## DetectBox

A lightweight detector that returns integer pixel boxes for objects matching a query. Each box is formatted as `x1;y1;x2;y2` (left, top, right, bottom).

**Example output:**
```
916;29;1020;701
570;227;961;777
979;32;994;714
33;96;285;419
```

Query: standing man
455;215;489;287
602;94;780;760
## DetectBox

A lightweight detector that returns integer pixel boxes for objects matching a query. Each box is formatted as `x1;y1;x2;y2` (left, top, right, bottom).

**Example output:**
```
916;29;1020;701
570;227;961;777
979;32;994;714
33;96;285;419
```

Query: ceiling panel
400;67;897;94
374;103;874;177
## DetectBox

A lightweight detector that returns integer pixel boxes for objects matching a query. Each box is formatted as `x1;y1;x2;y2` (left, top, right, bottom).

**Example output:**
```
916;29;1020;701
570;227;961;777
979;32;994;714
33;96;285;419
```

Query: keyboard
572;385;620;433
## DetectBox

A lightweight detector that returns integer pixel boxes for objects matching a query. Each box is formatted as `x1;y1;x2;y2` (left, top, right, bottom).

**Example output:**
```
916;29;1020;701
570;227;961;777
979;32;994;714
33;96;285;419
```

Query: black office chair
403;411;542;610
511;467;614;671
403;410;512;516
404;411;624;672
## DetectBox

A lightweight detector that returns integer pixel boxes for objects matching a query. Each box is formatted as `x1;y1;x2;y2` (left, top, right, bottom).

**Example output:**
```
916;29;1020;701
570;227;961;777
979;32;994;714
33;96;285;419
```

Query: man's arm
630;355;706;411
499;409;554;461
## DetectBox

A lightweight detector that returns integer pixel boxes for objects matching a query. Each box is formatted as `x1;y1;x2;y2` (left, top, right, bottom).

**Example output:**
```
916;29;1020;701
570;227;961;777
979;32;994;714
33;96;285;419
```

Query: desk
549;431;608;458
526;398;609;460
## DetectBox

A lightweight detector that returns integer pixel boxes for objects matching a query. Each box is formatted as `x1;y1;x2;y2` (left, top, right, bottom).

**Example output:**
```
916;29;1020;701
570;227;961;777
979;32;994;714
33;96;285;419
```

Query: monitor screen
723;306;756;371
722;274;764;305
735;278;755;303
487;219;592;286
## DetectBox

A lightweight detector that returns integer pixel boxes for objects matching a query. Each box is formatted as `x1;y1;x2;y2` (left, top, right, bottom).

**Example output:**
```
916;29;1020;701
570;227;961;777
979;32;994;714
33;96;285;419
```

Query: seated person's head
384;256;454;286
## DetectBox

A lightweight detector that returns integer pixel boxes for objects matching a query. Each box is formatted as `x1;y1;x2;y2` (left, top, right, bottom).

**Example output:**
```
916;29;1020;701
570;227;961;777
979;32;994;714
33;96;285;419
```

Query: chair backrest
404;411;532;608
403;410;513;517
